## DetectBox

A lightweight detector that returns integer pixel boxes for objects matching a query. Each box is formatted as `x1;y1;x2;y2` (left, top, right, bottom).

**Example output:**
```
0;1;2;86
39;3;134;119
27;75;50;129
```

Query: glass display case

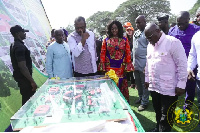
10;76;130;131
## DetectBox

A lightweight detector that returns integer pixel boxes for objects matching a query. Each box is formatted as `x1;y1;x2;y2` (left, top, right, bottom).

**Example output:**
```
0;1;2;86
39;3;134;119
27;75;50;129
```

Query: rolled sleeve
145;62;149;83
77;42;84;51
177;81;186;89
187;36;197;71
68;36;84;57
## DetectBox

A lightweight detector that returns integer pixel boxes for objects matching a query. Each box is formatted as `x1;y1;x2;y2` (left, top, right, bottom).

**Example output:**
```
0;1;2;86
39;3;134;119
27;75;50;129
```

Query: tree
189;0;200;20
65;24;75;35
86;0;171;35
168;14;177;25
86;11;113;36
113;0;171;28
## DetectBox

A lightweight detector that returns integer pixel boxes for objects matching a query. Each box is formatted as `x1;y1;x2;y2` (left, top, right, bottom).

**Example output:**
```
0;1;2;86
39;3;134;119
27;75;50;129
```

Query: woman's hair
107;20;123;38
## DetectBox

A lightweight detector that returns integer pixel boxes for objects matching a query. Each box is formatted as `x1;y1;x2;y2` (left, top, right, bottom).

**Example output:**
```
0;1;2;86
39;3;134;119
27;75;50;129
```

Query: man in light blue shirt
46;29;73;79
132;15;149;111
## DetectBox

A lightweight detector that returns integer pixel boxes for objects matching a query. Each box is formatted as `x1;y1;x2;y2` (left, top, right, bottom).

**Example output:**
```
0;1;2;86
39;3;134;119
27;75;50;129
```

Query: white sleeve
170;39;187;89
67;35;84;57
187;35;197;71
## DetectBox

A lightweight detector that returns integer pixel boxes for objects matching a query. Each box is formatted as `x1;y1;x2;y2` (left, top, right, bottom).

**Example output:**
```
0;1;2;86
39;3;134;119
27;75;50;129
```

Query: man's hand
31;81;38;91
175;87;185;96
145;82;149;89
188;70;195;81
81;31;90;46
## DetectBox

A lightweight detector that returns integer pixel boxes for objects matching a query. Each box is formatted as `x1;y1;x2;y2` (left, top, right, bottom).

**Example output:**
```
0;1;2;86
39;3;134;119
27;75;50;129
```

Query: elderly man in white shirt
188;30;200;131
67;16;97;77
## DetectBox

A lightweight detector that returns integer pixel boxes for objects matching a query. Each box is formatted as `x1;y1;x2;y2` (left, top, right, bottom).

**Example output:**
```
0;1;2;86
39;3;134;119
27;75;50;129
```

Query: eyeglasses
146;32;154;40
146;30;156;40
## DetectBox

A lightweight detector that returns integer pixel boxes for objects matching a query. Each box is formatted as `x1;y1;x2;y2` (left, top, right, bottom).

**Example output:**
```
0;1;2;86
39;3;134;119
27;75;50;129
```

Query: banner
0;0;51;131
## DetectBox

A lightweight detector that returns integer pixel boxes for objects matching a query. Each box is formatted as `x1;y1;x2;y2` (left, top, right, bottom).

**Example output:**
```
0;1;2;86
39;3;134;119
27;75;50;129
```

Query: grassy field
129;87;199;132
0;68;47;132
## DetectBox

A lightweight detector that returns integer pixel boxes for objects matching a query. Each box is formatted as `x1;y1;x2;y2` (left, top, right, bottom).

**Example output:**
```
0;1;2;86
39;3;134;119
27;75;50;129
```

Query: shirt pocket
54;52;66;59
155;51;169;64
159;75;174;90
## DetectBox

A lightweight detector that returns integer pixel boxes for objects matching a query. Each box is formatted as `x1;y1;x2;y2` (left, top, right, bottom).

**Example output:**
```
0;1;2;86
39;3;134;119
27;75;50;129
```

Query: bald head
177;11;190;19
55;29;64;35
136;15;146;22
177;11;190;31
135;15;146;31
54;29;64;44
145;23;159;33
144;23;161;45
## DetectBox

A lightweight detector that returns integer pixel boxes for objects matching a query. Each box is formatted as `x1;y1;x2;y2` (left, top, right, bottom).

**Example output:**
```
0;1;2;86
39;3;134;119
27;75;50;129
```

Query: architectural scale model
10;78;128;131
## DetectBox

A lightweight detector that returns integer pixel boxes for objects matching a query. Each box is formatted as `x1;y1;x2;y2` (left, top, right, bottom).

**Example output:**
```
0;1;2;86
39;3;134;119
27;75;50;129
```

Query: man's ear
188;18;190;22
14;32;19;38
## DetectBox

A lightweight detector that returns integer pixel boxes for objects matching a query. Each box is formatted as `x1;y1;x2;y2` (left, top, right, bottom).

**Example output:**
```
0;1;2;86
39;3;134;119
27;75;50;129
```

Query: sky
41;0;198;29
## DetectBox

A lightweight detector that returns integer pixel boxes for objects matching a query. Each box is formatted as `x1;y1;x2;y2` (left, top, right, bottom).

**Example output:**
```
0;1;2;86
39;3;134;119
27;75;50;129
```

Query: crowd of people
8;7;200;132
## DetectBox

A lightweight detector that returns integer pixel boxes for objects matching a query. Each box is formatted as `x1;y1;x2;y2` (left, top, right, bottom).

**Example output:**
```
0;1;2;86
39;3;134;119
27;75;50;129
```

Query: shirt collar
14;39;24;44
155;32;165;46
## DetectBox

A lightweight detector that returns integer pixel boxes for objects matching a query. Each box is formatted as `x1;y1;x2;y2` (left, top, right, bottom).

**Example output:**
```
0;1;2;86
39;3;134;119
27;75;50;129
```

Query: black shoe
135;98;141;104
149;127;159;132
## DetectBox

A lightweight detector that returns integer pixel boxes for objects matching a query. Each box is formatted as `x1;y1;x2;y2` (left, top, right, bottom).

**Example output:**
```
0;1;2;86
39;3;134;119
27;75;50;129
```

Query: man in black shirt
10;25;37;105
157;15;169;35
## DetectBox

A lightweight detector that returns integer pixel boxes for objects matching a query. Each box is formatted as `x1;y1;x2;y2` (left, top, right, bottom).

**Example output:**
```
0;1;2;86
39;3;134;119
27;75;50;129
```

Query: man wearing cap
157;15;169;34
10;25;37;105
132;15;149;111
169;11;200;110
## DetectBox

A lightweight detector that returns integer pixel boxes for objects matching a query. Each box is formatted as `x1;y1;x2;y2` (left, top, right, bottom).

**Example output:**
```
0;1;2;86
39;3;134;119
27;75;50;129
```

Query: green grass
129;87;199;132
0;68;47;132
0;87;21;131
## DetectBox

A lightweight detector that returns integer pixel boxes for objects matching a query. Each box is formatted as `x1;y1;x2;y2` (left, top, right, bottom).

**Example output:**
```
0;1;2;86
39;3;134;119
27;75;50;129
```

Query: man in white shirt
67;16;97;77
188;30;200;131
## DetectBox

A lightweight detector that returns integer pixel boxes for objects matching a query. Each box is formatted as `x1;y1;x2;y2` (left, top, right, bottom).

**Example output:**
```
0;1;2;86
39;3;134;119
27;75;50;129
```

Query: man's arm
144;57;149;89
187;35;197;80
15;47;37;91
67;35;85;57
170;39;188;96
45;47;54;78
18;61;37;91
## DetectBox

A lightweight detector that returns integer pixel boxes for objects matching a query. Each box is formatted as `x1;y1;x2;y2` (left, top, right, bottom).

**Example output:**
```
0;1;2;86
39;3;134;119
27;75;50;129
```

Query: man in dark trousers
10;25;37;106
168;11;200;110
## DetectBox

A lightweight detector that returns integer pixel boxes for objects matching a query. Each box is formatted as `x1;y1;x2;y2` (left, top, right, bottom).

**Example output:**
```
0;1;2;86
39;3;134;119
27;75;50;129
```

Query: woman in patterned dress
98;20;134;102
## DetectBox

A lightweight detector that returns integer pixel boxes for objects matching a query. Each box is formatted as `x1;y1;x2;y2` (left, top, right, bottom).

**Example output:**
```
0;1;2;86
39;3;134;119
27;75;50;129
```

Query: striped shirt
74;43;93;74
